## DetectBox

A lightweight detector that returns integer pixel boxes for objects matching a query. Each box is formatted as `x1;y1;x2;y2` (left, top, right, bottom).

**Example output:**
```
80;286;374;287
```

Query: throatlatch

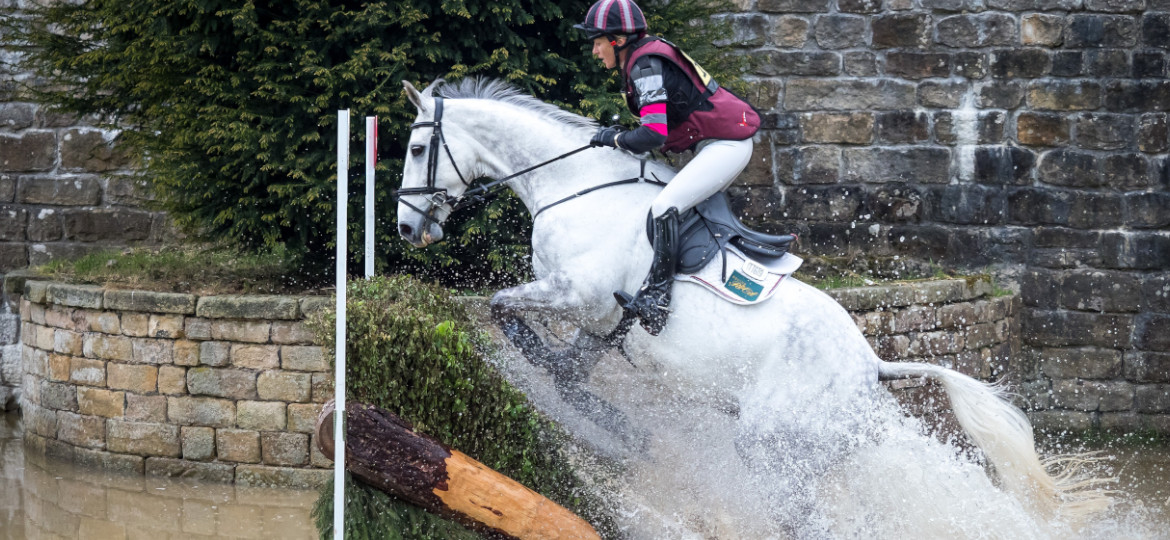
614;207;679;336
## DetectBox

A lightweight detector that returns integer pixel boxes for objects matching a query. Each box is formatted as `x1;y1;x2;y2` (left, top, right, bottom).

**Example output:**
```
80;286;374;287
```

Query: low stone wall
16;281;332;488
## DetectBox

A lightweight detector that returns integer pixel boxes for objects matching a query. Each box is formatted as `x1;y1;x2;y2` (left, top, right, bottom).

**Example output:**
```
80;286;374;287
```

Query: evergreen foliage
307;275;615;538
2;0;735;285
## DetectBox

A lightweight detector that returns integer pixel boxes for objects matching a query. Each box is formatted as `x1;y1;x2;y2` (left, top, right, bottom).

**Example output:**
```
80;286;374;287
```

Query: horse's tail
878;360;1113;523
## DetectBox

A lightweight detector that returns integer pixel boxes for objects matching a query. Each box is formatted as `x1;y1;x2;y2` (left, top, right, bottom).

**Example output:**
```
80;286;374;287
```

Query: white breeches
650;138;753;217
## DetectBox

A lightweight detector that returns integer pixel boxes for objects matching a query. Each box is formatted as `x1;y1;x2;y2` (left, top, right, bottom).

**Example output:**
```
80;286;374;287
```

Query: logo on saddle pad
725;270;765;301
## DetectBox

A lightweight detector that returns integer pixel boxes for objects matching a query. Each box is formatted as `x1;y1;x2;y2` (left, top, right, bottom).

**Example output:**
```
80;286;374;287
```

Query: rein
393;95;662;224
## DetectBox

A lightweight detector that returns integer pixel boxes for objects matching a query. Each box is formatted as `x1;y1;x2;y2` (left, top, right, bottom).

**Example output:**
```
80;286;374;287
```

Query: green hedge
4;0;737;286
307;275;616;538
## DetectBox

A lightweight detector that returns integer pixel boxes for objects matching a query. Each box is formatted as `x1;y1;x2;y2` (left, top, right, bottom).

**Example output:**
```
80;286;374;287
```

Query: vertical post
334;109;349;540
364;116;377;279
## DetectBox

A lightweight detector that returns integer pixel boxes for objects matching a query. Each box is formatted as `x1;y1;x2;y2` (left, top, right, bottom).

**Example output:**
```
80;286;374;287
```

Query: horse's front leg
490;275;644;451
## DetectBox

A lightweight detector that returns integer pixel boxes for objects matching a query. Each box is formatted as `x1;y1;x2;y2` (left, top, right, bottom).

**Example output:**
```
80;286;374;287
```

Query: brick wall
726;0;1170;432
16;281;332;487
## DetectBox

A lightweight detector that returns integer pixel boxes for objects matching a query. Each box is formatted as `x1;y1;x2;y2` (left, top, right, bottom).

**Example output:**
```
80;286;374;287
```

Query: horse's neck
457;101;661;216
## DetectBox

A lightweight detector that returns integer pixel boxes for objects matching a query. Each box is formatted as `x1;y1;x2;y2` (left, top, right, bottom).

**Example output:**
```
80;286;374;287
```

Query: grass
32;244;326;295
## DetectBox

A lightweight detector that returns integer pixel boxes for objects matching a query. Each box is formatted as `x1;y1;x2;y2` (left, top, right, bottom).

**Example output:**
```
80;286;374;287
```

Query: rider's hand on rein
590;125;626;148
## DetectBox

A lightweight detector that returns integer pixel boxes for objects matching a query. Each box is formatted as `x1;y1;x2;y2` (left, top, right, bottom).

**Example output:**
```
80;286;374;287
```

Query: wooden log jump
315;401;601;540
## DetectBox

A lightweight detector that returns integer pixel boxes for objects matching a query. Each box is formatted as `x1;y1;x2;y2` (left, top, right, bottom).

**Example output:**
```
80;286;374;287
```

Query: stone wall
724;0;1170;432
15;281;332;487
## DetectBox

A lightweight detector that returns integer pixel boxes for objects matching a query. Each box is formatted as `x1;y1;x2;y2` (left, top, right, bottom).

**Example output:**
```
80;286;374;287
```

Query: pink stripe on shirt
640;103;668;135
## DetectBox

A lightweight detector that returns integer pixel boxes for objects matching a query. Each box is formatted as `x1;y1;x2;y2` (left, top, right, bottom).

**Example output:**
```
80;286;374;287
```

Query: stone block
1125;351;1170;383
145;457;234;483
1062;270;1143;312
106;363;157;393
261;432;308;466
1036;150;1101;188
837;0;881;12
42;380;78;411
783;146;839;184
217;429;261;463
715;13;769;48
27;403;58;437
1137;114;1168;153
197;295;298;320
752;50;840;77
928;184;1007;225
990;49;1051;79
813;15;865;49
1023;310;1134;348
59;129;128;172
237;400;287;431
785;185;862;221
757;0;829;12
1100;231;1170;270
27;207;61;241
257;371;311;402
1017;113;1070;146
69;356;106;387
1135;384;1170;413
801;112;872;144
78;387;125;418
158;366;186;395
35;324;54;350
0;103;35;130
1023;14;1066;46
918;81;966;109
47;283;103;309
1135;314;1170;351
83;334;133;362
770;16;811;48
199;341;231;367
312;373;334;403
1076;113;1135;151
937;14;1018;48
184;318;212;340
104;290;196;315
977;82;1025;109
76;309;120;334
785;79;916;111
1041;347;1124;380
186;367;258;400
130;337;173;365
842;147;950;184
231;344;279;370
0;244;27;272
0;132;55;172
1085;49;1131;77
235;465;330;489
1066;14;1138;48
211;320;271;343
1143;274;1170;312
1144;13;1170;48
107;420;181;457
168;396;235;427
974;147;1035;185
57;411;106;449
181;426;216;461
287;403;323;433
125;393;167;423
119;310;147;334
53;329;83;355
1027;81;1102;110
843;51;878;77
61;209;153;242
872;14;928;49
1086;0;1144;11
1104;80;1170;113
0;205;28;242
173;339;199;367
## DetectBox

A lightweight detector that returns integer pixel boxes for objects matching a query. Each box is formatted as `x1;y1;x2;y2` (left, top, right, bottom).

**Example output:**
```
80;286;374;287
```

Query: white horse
394;78;1106;534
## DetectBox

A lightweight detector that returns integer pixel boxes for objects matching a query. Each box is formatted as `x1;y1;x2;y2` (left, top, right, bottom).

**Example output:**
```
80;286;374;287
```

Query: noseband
392;95;593;227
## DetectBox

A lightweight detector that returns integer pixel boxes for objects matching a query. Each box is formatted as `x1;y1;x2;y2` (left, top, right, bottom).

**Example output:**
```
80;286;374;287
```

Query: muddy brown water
2;411;1169;539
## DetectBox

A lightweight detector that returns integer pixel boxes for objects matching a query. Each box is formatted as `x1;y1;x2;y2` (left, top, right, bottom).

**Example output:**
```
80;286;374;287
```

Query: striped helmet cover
579;0;647;36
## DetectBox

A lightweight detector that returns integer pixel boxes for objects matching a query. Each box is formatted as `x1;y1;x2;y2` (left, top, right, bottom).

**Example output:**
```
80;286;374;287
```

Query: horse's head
396;80;475;248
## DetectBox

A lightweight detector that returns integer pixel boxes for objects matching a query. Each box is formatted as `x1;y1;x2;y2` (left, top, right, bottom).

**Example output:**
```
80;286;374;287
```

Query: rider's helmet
574;0;647;41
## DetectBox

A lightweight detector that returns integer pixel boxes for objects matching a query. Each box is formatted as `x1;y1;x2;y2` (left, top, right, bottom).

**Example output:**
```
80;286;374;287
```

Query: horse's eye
411;145;424;157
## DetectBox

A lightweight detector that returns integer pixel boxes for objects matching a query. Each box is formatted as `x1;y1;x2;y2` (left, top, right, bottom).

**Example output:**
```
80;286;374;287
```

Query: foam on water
491;334;1167;539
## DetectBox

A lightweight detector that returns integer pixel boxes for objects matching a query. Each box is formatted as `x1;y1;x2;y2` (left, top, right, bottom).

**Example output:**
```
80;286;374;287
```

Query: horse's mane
436;77;598;133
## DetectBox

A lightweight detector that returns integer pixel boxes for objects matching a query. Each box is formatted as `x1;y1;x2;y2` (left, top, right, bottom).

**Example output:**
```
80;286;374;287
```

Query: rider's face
592;36;625;69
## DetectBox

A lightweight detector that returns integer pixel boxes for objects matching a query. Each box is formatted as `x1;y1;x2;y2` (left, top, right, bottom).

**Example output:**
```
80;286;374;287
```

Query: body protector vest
623;37;760;153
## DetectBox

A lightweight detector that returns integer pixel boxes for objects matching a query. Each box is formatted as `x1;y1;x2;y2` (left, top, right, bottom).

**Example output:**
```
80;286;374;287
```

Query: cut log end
316;401;601;540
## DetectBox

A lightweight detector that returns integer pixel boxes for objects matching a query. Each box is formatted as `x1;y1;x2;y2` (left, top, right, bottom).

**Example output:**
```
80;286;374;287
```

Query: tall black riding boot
614;207;679;336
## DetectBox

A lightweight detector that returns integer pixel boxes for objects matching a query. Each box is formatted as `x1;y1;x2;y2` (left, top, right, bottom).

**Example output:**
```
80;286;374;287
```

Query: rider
576;0;760;335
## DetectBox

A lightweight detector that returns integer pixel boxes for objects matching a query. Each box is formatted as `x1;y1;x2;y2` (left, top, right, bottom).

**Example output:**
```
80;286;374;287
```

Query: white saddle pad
676;246;802;305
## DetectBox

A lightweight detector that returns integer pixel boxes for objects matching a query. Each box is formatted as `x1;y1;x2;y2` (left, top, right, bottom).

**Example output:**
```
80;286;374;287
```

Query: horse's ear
403;80;427;111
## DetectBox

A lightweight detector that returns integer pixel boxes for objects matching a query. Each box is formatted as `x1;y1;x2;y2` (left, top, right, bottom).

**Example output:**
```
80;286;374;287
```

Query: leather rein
392;96;664;225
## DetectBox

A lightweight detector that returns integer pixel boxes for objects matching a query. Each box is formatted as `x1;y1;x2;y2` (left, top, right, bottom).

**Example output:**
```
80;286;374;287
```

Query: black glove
590;125;626;148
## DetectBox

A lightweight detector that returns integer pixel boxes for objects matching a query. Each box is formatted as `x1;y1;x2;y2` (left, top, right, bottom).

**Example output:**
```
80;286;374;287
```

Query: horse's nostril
399;223;413;238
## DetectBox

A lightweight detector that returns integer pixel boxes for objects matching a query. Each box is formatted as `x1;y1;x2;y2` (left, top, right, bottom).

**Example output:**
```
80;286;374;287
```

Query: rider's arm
616;56;669;153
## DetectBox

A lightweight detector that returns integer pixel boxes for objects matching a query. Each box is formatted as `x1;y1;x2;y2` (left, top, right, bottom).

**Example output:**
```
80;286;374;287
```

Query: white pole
364;116;377;279
334;109;349;540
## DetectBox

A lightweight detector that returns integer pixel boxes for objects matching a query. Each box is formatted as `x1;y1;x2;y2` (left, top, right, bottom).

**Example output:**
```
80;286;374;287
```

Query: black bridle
393;96;594;226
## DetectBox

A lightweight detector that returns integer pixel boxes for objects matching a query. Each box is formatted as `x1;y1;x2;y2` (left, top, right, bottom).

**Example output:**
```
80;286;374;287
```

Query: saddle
650;192;797;275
